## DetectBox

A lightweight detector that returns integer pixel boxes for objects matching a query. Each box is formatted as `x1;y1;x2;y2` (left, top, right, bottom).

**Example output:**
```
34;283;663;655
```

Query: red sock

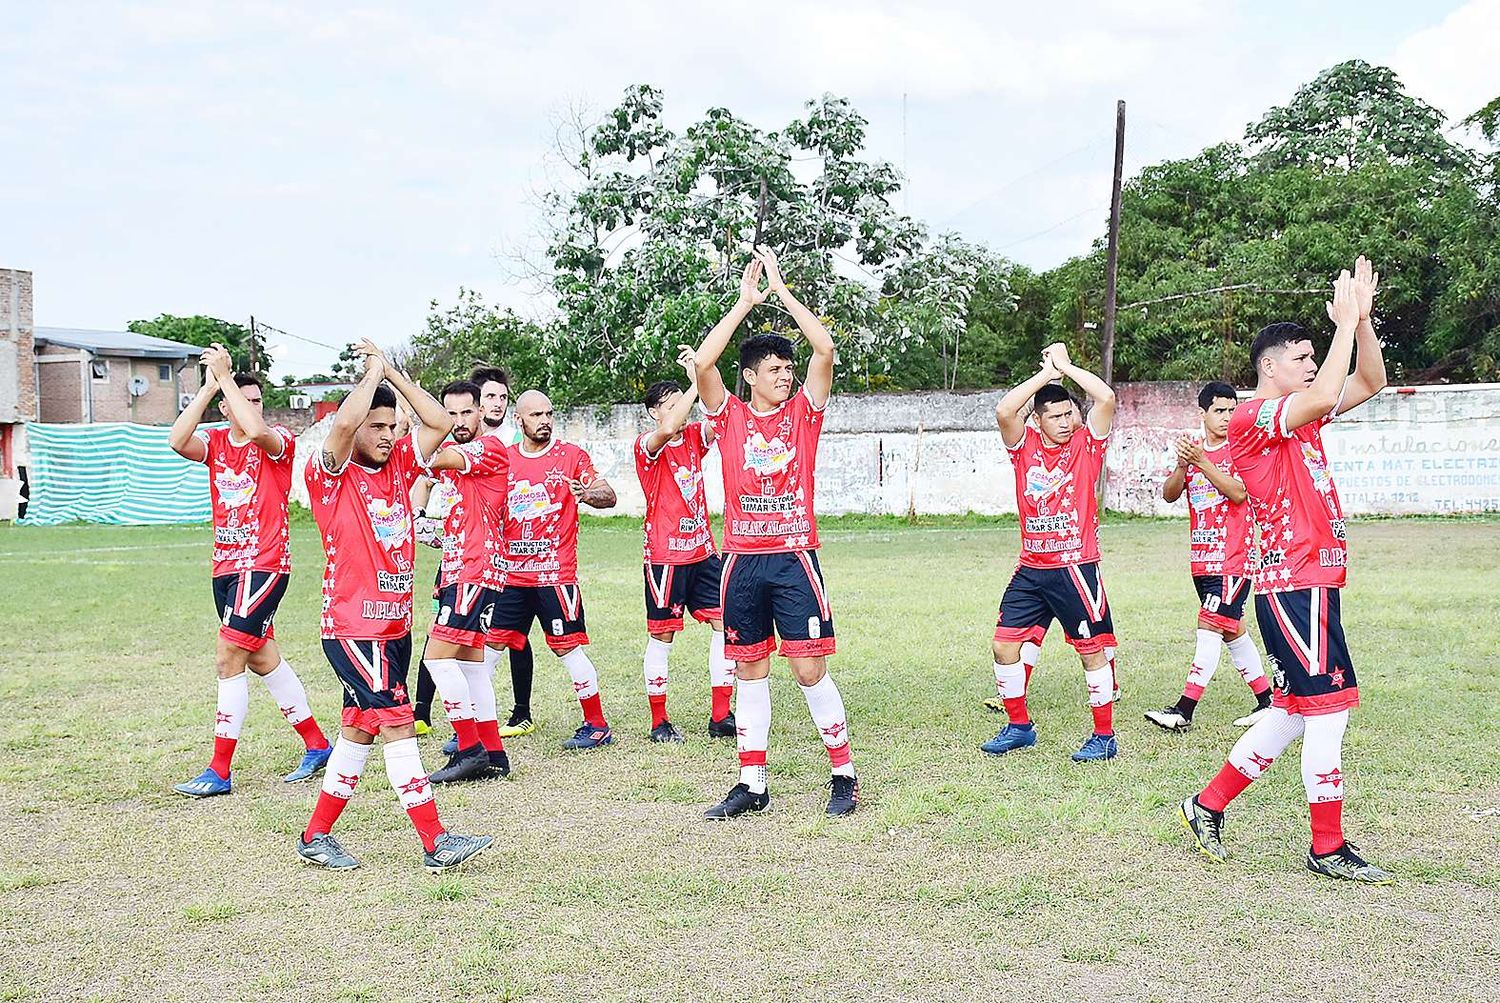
451;718;480;749
406;800;446;853
1199;762;1253;812
1002;696;1031;726
475;719;504;753
1250;676;1271;696
208;736;237;780
648;693;668;728
293;716;330;751
1090;701;1114;736
1309;800;1344;855
711;685;733;721
580;694;607;729
1183;682;1206;701
303;791;350;842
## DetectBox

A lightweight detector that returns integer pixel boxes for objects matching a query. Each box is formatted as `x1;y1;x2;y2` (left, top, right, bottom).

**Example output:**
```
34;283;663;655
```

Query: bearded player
634;346;737;743
694;248;858;819
1180;258;1392;884
983;342;1120;763
296;341;491;872
168;344;331;798
1145;382;1271;732
487;389;619;750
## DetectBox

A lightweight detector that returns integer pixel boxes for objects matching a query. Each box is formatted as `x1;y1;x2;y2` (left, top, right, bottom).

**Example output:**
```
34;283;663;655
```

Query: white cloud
1392;0;1500;121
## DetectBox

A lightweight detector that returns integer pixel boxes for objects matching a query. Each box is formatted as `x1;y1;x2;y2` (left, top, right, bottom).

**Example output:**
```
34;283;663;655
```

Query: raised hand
1352;255;1379;320
353;338;388;379
676;344;698;384
753;245;789;296
738;257;769;307
1326;269;1359;329
1042;341;1072;372
202;343;233;381
1177;435;1205;468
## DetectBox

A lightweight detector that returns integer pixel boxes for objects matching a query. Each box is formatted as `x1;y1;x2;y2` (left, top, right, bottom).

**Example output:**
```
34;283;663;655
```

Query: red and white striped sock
384;737;444;852
1200;707;1306;811
426;657;480;748
260;660;329;750
709;631;735;721
1085;664;1114;735
303;737;371;841
1226;634;1271;696
993;660;1030;725
460;656;503;752
208;673;249;779
1302;710;1349;854
562;647;607;728
736;676;770;793
643;637;671;728
800;673;854;778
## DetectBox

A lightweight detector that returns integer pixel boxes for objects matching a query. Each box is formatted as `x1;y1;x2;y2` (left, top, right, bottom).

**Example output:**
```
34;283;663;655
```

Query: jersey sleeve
191;426;217;464
573;445;598;485
636;431;662;466
1233;396;1294;448
454;437;509;477
696;419;714;453
266;425;295;464
704;392;741;438
1007;424;1037;455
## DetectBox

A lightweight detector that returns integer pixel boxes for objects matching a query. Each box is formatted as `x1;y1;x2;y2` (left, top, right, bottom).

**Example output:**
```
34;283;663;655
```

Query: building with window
33;326;202;425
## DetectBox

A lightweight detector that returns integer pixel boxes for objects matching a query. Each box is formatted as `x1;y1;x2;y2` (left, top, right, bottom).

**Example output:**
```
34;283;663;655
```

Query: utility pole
1101;100;1125;385
248;315;259;374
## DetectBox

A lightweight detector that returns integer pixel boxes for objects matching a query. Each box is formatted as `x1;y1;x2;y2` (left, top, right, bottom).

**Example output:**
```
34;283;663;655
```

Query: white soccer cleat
1144;707;1191;733
1233;705;1273;727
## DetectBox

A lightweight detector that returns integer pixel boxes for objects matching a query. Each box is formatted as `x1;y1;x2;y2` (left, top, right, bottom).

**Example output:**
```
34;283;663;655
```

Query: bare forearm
217;379;269;439
1198;461;1247;504
696;301;754;374
326;371;381;464
581;481;616;509
384;367;449;431
169;382;217;452
1353;318;1387;390
1163;467;1187;503
997;368;1057;421
779;288;833;355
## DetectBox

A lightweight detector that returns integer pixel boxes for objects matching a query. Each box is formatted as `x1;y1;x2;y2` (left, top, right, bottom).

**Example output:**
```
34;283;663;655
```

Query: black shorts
994;562;1116;655
211;571;289;652
720;551;835;661
488;584;588;653
429;582;499;649
644;556;724;633
322;634;415;734
1193;573;1251;633
1255;587;1358;716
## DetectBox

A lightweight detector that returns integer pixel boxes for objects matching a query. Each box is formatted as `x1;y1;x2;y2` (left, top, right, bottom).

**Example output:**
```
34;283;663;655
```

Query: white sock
708;631;736;690
425;657;474;724
1227;707;1305;780
459;658;497;723
799;673;854;777
1301;710;1349;803
1188;628;1223;690
644;636;672;696
993;661;1024;698
1020;640;1042;671
382;737;434;811
736;676;771;793
1083;664;1113;708
320;737;372;799
561;647;599;700
216;673;249;740
259;660;314;726
1226;633;1267;686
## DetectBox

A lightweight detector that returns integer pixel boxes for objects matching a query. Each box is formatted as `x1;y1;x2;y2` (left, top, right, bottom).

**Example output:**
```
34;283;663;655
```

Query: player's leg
1147;578;1223;733
486;587;537;744
1050;563;1118;761
538;585;611;750
642;562;684;742
414;639;437;737
1222;579;1272;725
463;608;510;776
247;637;334;782
983;624;1046;713
504;638;537;736
173;575;256;796
426;584;485;769
983;568;1049;755
704;554;774;819
1180;705;1305;863
688;555;736;736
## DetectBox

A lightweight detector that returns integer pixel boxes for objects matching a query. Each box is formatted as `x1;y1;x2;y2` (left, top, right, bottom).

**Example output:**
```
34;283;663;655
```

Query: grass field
2;515;1498;1002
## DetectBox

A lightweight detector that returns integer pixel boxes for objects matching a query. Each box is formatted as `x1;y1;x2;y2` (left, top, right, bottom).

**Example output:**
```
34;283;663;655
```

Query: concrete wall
0;268;35;519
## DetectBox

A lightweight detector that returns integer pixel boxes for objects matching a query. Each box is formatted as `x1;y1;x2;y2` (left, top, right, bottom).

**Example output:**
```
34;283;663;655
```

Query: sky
2;0;1496;378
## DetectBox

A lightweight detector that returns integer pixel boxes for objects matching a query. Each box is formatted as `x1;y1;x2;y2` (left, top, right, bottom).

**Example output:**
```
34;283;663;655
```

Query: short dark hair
470;365;511;389
1032;383;1074;415
1249;322;1312;369
739;334;796;373
439;379;481;407
1198;381;1239;409
232;373;262;391
644;380;682;411
370;385;398;412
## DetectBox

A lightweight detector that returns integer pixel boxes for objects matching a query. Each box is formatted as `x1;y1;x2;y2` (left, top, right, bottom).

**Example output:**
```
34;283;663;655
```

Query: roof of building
34;327;200;359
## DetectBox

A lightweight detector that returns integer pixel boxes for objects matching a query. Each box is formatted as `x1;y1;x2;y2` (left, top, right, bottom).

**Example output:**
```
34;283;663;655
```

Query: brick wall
0;268;36;422
36;351;200;425
36;344;85;422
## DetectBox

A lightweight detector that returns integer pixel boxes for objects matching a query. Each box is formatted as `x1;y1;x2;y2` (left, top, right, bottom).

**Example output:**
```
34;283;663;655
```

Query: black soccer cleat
703;782;770;820
1145;706;1192;733
430;743;490;785
649;720;686;744
423;832;493;873
707;713;737;739
297;832;359;870
1179;795;1227;863
1306;841;1394;885
486;749;512;779
826;775;859;817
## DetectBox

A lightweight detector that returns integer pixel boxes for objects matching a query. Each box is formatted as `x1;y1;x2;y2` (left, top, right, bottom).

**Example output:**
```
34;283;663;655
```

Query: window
158;363;172;381
90;359;110;381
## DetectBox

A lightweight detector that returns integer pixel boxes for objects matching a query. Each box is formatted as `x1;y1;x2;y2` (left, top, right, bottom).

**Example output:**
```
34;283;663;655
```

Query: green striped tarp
19;422;221;525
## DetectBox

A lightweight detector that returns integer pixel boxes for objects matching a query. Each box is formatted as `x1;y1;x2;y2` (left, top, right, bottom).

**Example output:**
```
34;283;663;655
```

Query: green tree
127;314;265;376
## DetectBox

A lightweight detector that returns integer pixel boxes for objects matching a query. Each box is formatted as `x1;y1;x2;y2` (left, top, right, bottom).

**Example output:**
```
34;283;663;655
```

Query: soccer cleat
414;720;432;737
1234;703;1273;728
486;749;512;779
980;722;1037;756
431;743;491;784
441;735;459;756
499;712;536;738
173;768;232;799
707;713;737;739
649;721;686;744
562;723;613;750
283;745;333;784
1071;732;1118;761
297;833;359;870
981;694;1005;713
826;775;859;817
1144;706;1192;733
423;832;494;873
703;782;770;820
1179;795;1227;863
1306;842;1394;885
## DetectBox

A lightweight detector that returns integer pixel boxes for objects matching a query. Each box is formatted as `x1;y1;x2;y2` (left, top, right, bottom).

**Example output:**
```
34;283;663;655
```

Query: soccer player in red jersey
168;344;331;798
634;346;737;743
487;389;620;750
1180;259;1393;884
297;341;491;872
983;341;1120;763
1146;381;1271;733
693;248;858;819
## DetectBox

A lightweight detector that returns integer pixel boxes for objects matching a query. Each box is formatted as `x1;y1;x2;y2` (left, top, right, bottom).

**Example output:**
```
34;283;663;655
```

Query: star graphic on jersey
1314;767;1343;788
215;711;234;725
392;683;409;704
1329;668;1346;688
397;775;431;796
1248;752;1274;772
724;628;739;643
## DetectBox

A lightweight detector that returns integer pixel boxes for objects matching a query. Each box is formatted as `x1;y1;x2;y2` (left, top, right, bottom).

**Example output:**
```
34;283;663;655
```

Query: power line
250;319;344;353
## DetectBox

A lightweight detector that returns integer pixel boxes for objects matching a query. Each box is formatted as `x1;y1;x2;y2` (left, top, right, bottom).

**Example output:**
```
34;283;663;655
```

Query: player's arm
355;339;453;461
573;474;616;510
1180;439;1248;504
322;355;385;473
757;246;833;408
1337;256;1386;415
642;345;703;456
204;344;282;456
1283;269;1360;432
1162;438;1189;503
1044;342;1116;437
695;257;768;413
994;359;1060;449
168;361;216;463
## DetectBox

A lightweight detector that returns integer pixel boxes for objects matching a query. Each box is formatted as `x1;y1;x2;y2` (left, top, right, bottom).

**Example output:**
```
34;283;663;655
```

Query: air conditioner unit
178;392;196;410
289;394;311;410
128;376;150;397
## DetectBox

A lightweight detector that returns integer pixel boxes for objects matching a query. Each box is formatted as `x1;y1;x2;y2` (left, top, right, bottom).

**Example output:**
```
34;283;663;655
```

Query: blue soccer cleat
562;723;613;750
173;768;232;799
1071;732;1119;762
283;745;333;784
980;722;1037;756
442;735;459;756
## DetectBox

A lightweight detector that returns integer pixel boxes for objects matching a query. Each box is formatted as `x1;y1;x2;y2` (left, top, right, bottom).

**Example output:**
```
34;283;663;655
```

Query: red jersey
501;440;596;586
705;388;824;554
305;436;423;640
1228;395;1347;592
1007;423;1108;568
194;425;295;576
436;437;511;590
634;421;717;565
1186;440;1255;578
